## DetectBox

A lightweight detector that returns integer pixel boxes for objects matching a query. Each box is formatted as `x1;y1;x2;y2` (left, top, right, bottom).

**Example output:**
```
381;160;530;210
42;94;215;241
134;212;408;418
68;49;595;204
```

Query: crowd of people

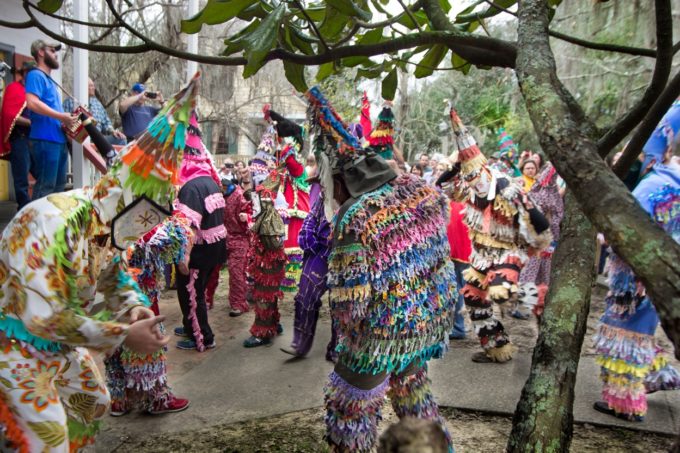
0;45;678;451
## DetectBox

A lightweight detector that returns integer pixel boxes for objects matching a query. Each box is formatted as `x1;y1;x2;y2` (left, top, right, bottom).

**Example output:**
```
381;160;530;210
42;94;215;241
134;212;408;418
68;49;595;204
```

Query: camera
145;91;158;99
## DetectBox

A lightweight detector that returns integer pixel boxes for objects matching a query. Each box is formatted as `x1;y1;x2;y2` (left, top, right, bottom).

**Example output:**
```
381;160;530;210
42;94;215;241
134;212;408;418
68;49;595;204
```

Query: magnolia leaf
290;29;316;55
414;44;448;78
356;65;384;80
451;52;471;75
283;61;309;93
397;11;428;30
381;68;398;101
439;0;452;13
293;6;326;22
27;421;66;447
326;0;372;21
36;0;63;14
316;62;335;82
243;4;286;78
181;0;258;34
237;2;268;20
318;5;350;39
371;0;388;14
342;56;372;67
357;28;384;46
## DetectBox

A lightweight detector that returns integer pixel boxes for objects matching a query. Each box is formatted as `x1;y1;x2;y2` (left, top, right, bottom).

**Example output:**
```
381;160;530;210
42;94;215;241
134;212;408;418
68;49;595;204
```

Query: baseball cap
30;39;62;59
131;83;145;93
641;101;680;172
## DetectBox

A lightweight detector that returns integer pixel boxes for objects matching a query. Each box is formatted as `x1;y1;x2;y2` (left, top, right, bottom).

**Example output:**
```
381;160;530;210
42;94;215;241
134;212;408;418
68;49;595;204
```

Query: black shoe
229;310;243;317
277;323;283;335
280;347;304;357
593;401;643;422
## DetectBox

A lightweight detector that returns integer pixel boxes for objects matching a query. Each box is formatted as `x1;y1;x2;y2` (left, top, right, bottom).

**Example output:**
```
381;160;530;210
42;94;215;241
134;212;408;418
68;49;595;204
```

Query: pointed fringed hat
179;111;221;186
449;106;487;177
368;100;395;160
497;127;519;163
116;72;200;205
305;85;396;208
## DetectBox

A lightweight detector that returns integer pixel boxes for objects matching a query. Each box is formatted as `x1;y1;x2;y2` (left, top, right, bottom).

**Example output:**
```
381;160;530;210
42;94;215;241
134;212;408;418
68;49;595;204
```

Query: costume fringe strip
328;174;456;375
594;323;655;417
0;391;29;453
187;270;205;351
324;371;389;452
281;248;303;292
388;367;453;452
644;353;680;393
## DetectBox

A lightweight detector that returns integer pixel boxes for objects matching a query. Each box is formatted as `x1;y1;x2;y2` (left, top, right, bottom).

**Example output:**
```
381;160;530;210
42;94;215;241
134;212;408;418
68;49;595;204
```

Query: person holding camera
119;82;165;142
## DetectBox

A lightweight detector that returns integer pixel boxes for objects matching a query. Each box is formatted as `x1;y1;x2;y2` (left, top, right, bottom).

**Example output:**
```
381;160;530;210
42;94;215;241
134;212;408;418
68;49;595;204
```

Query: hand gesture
123;316;170;355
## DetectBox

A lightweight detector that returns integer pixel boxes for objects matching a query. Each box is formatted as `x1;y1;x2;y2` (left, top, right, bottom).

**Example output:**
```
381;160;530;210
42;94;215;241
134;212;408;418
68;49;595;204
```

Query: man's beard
45;53;59;70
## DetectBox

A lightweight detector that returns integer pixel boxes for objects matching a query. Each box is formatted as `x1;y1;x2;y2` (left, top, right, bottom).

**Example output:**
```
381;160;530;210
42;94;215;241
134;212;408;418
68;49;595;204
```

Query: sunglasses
225;164;234;169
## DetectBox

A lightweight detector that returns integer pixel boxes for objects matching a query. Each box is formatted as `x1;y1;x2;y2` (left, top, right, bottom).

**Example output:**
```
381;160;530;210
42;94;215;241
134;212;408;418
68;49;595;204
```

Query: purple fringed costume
289;190;338;358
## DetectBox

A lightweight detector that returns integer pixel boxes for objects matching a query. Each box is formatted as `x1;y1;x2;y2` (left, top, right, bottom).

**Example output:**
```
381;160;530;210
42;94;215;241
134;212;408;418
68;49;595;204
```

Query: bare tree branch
597;0;674;156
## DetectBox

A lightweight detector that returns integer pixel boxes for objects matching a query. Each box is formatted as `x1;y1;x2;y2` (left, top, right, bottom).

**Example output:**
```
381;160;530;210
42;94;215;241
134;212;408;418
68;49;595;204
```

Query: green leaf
242;3;287;78
237;2;268;20
439;0;452;13
283;61;308;93
27;421;66;447
357;28;384;46
326;0;372;21
318;5;351;39
397;11;428;30
181;0;258;34
371;0;388;15
356;65;384;80
381;68;398;101
290;28;316;55
342;56;372;67
316;62;335;82
451;52;471;75
414;44;448;78
293;6;326;22
36;0;63;14
0;377;12;388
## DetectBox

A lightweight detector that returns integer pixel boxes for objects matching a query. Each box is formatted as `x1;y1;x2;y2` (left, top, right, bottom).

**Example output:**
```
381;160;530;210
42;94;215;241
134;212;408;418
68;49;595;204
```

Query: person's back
121;104;160;141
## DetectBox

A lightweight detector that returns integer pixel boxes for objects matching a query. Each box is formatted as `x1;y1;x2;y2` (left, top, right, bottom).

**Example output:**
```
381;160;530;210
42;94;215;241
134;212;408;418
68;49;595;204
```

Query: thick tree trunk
506;194;595;452
515;0;680;361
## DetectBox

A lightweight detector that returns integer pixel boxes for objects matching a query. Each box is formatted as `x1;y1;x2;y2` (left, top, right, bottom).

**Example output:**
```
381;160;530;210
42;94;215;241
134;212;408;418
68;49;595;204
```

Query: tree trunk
515;0;680;361
506;194;595;452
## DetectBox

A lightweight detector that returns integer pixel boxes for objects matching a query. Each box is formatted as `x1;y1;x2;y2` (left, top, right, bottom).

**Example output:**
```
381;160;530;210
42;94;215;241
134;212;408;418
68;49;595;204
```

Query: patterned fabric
328;173;456;375
0;339;110;452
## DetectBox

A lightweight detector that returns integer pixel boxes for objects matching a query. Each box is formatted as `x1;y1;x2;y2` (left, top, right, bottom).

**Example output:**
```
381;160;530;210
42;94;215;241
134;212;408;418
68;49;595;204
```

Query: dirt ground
110;273;678;452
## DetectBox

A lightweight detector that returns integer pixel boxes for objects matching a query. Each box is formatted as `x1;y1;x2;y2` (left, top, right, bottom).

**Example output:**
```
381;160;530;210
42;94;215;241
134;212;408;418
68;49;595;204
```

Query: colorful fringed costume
265;107;310;292
367;102;396;160
306;86;456;452
174;114;227;352
437;108;551;363
286;189;338;359
594;167;680;420
0;74;200;451
518;164;564;317
104;217;193;414
222;183;252;314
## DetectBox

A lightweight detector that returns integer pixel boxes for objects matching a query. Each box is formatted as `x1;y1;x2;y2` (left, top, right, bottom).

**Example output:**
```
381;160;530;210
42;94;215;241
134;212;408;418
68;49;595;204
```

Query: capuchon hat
641;99;680;172
449;107;487;177
368;100;396;160
30;39;62;59
264;105;305;151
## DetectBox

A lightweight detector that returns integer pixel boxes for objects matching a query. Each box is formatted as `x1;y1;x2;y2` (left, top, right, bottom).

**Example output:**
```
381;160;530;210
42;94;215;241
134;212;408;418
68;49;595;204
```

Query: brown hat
30;39;62;59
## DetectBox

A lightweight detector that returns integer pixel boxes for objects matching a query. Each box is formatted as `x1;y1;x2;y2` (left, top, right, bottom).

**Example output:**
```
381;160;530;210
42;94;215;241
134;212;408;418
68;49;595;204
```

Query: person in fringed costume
263;105;310;293
436;107;551;364
493;128;522;178
280;167;338;360
362;92;406;166
173;113;227;352
243;126;289;348
517;163;564;319
593;101;680;422
0;73;201;452
219;178;252;317
105;217;193;417
306;86;457;452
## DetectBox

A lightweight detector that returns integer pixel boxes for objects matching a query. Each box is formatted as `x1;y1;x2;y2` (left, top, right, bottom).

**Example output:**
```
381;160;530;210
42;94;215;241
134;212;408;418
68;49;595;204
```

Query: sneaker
148;396;190;415
110;401;130;417
243;336;271;348
511;310;530;320
229;309;243;317
177;339;216;351
449;332;466;340
277;323;284;335
174;326;188;337
280;346;304;358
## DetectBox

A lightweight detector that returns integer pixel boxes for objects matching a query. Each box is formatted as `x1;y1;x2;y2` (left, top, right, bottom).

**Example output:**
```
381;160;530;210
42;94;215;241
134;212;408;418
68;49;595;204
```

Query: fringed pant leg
291;254;328;356
462;266;513;361
324;360;389;452
387;364;453;452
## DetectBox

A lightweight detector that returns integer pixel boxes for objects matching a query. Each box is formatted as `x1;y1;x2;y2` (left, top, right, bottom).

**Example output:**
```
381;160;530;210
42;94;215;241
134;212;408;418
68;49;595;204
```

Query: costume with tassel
518;164;564;317
221;182;252;314
265;107;310;293
306;86;455;452
0;74;200;451
594;177;680;420
437;107;551;362
367;102;395;160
